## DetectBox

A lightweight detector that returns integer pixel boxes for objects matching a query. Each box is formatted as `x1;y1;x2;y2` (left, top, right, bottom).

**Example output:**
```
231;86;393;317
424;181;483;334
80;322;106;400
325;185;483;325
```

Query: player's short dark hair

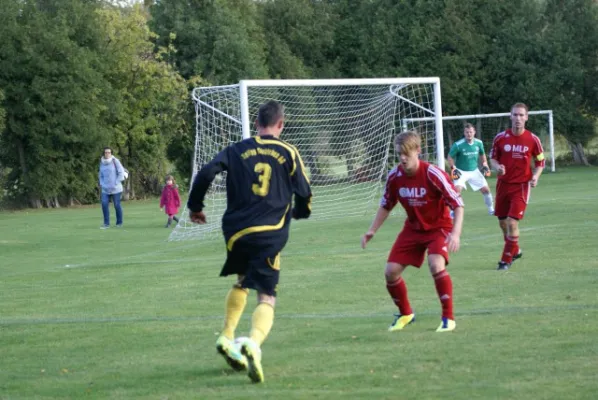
464;123;475;130
511;102;529;113
257;100;284;128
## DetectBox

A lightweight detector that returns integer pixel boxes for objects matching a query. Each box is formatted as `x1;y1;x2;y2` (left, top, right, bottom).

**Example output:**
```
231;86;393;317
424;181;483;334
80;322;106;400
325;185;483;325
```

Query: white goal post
170;78;445;242
403;110;555;172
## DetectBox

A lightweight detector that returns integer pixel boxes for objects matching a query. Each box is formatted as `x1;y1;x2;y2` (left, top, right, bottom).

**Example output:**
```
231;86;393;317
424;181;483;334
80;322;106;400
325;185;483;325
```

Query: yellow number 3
252;162;272;196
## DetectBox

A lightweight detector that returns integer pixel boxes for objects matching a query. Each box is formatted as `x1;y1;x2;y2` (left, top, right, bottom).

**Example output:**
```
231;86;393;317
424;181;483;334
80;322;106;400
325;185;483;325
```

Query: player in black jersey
188;100;312;383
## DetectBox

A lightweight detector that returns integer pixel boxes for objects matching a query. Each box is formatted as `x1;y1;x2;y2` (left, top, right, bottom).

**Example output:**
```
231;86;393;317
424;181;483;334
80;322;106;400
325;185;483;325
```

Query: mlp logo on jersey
399;187;427;198
503;144;529;153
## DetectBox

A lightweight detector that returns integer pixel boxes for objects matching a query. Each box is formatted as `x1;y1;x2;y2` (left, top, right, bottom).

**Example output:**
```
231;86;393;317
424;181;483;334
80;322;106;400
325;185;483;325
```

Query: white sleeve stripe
492;131;506;144
428;166;464;206
489;131;505;159
380;167;398;206
431;170;464;207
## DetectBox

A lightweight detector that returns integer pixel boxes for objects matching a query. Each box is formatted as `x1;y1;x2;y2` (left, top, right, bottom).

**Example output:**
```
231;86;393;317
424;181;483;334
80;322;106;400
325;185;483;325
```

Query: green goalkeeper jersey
448;138;485;171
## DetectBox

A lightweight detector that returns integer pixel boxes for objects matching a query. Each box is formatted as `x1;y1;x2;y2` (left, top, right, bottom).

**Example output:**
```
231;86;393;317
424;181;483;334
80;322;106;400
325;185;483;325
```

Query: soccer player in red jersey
489;103;545;270
361;131;464;332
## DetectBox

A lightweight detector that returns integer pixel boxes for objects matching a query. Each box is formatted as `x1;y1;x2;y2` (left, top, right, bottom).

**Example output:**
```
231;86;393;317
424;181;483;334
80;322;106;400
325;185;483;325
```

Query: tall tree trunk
475;120;483;142
124;138;133;200
16;138;40;208
446;127;454;149
127;175;133;200
569;141;590;166
44;197;60;208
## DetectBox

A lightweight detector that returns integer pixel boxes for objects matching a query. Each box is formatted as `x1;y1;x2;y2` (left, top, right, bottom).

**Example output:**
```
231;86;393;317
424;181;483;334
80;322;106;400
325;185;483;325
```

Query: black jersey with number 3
188;135;312;243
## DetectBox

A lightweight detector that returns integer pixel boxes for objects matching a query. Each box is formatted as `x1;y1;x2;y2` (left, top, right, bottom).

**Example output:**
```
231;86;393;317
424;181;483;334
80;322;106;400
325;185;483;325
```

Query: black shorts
220;230;289;296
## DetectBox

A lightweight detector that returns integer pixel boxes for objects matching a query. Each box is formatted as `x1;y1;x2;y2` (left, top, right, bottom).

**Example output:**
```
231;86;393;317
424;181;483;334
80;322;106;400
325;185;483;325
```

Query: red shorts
495;180;531;220
387;227;450;268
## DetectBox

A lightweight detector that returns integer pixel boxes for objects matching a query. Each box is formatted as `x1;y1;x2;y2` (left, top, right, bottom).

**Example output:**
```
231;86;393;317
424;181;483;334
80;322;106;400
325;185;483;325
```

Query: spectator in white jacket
99;147;125;229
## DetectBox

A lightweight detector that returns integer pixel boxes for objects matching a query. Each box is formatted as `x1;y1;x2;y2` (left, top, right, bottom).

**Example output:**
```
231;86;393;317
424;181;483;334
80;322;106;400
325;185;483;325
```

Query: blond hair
394;131;421;154
511;102;529;113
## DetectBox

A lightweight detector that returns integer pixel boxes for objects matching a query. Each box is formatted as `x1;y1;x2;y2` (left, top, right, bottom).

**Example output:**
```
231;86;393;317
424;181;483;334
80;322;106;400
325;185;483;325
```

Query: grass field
1;167;598;399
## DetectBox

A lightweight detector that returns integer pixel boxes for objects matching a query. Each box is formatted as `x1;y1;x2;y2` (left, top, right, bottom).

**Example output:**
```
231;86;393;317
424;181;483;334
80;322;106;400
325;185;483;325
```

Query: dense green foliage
0;0;597;208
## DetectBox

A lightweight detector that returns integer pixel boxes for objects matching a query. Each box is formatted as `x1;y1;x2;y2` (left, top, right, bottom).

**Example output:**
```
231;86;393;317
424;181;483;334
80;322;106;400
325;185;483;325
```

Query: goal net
170;78;444;242
404;110;555;172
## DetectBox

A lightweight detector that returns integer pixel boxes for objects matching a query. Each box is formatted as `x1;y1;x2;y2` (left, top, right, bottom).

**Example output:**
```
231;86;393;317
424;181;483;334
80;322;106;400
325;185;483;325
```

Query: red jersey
490;129;545;184
380;161;464;231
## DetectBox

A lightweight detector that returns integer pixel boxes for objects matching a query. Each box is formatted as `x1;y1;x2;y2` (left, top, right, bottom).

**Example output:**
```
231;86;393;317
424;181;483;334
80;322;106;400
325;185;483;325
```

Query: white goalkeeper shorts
453;168;488;191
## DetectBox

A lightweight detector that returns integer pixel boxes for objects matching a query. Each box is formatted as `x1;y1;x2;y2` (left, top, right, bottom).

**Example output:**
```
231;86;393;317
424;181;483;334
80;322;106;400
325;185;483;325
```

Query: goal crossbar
238;77;445;166
171;77;446;242
404;110;555;172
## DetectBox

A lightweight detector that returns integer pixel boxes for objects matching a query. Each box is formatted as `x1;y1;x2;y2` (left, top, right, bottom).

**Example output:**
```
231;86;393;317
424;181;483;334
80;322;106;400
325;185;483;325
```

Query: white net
170;79;443;242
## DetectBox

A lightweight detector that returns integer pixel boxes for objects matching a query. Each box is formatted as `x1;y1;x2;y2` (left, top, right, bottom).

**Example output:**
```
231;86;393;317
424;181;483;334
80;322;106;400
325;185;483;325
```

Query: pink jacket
160;185;181;216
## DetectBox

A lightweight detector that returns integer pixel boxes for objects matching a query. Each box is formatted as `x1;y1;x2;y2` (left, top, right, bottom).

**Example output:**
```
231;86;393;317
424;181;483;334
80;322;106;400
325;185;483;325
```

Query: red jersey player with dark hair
361;131;464;332
490;103;545;270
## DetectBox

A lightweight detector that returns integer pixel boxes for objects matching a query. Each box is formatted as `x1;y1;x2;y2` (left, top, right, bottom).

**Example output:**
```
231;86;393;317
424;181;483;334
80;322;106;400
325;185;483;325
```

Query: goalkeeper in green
447;123;494;215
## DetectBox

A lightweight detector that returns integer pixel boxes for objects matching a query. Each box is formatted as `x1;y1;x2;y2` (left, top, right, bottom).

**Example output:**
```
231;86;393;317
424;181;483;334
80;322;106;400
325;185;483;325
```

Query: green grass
1;167;598;399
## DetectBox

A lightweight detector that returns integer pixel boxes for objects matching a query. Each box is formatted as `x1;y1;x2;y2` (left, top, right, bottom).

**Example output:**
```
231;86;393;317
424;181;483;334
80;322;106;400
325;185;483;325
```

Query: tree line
0;0;597;208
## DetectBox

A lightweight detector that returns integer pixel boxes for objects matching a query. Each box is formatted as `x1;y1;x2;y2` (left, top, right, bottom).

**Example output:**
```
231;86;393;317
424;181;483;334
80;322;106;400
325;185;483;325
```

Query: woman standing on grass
99;147;125;229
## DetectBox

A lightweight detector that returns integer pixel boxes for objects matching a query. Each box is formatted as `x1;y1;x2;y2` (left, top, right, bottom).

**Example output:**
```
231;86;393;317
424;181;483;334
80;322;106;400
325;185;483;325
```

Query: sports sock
386;277;413;315
433;270;454;320
512;237;520;256
250;302;274;346
501;235;519;263
483;192;494;211
221;287;248;340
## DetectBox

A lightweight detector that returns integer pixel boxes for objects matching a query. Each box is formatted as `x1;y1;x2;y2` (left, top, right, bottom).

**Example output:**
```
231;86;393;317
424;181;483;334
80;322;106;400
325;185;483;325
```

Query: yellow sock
249;302;275;346
221;286;248;340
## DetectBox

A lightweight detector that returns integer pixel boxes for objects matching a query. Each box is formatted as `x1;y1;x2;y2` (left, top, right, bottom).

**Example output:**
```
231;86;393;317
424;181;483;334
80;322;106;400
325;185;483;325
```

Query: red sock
501;235;519;263
433;270;454;320
511;236;520;256
386;277;412;315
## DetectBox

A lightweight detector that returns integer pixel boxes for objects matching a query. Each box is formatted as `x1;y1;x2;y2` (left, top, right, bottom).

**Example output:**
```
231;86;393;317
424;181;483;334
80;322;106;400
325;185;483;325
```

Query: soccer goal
170;78;445;242
403;110;555;172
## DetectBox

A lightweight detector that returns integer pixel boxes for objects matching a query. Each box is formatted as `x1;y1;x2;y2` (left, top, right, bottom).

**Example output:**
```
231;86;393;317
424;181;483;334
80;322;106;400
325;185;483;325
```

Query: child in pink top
160;175;181;228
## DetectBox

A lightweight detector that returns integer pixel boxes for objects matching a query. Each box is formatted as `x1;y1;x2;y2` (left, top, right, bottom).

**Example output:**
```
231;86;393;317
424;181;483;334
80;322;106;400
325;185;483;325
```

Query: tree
149;0;270;184
0;90;5;134
149;0;268;82
0;89;6;203
0;89;5;138
539;0;598;164
96;4;188;198
258;0;338;79
0;0;113;207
